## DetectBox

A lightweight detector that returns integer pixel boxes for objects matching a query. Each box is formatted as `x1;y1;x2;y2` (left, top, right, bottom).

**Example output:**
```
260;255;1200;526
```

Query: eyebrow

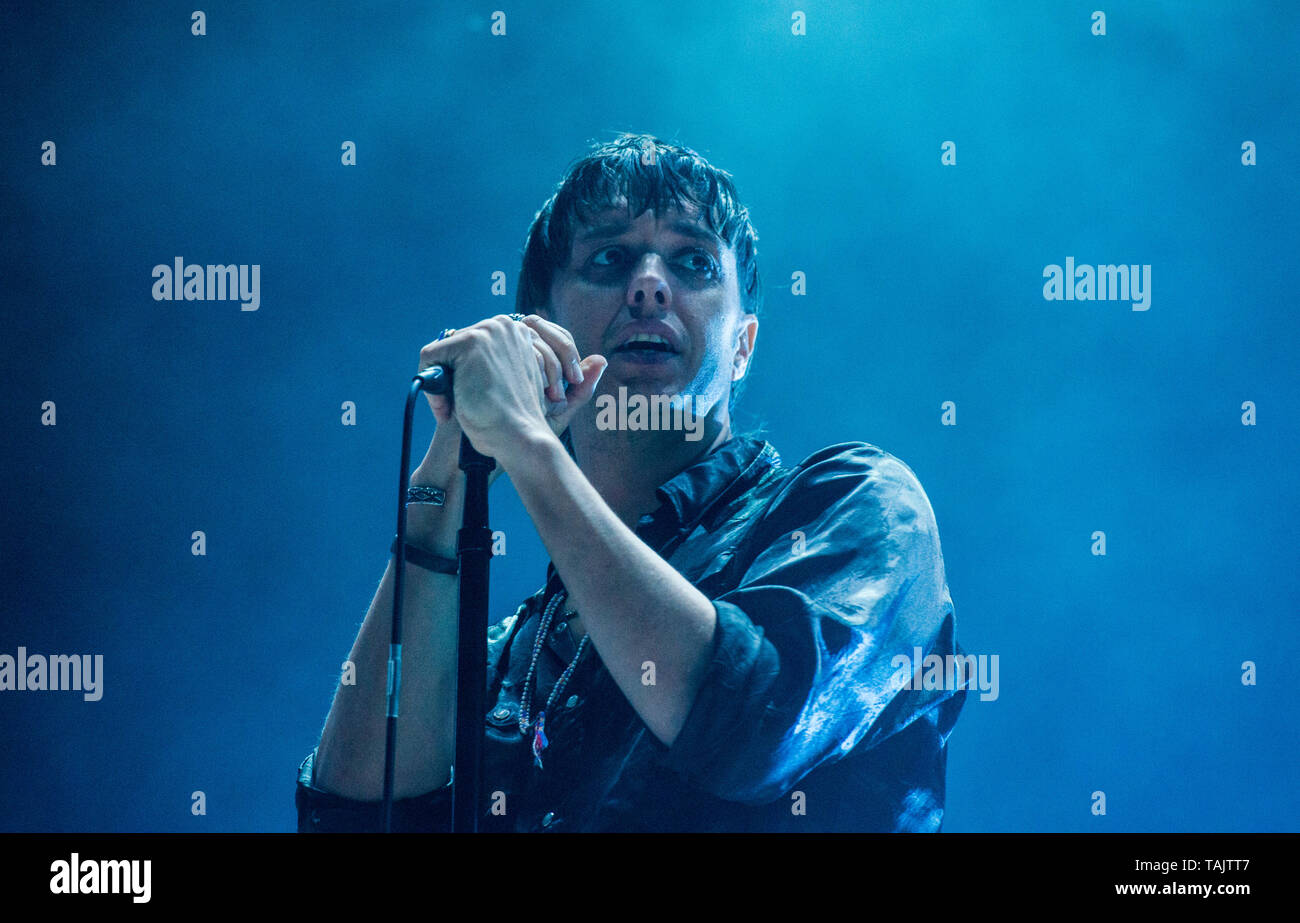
576;217;723;249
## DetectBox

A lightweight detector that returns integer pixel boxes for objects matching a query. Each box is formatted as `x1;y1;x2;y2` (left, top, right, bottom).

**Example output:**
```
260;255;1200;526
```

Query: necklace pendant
532;710;549;769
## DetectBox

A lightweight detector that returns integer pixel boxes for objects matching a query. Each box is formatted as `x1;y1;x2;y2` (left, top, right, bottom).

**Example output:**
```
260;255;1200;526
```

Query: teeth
621;333;671;348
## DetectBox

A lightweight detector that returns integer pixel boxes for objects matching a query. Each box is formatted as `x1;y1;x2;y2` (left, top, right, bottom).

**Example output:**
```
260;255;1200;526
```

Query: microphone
416;364;452;394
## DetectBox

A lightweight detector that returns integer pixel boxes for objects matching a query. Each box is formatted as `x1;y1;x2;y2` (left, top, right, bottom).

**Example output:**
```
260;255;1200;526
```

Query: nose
628;255;670;317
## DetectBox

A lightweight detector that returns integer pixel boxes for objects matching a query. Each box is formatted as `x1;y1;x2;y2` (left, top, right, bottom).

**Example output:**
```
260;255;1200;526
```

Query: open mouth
612;333;678;357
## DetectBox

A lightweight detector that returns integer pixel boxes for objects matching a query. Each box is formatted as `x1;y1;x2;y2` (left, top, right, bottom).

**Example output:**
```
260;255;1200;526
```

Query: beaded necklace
517;588;590;769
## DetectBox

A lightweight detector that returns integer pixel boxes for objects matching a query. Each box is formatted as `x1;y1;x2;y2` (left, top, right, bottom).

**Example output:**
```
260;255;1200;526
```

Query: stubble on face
546;199;745;419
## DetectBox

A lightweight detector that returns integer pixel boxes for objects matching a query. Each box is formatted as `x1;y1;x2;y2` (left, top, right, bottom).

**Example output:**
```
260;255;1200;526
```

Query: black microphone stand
386;365;493;833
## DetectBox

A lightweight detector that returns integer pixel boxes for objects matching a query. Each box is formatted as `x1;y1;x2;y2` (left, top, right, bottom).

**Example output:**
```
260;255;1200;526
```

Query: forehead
572;198;725;248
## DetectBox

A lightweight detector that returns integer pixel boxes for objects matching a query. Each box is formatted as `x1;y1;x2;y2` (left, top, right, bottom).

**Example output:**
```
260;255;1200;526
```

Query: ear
731;313;758;381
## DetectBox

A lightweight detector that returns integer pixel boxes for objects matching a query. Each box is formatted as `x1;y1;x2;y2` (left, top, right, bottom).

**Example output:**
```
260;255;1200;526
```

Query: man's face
544;199;757;415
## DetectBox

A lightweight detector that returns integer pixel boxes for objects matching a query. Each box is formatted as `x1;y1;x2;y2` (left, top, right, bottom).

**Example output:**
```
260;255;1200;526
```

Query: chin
603;364;684;394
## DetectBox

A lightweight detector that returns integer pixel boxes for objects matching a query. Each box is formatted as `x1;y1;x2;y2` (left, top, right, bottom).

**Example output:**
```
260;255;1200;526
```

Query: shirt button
541;812;555;827
565;695;579;708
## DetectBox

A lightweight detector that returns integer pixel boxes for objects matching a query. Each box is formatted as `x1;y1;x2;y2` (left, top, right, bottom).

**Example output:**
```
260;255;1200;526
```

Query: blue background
2;0;1296;831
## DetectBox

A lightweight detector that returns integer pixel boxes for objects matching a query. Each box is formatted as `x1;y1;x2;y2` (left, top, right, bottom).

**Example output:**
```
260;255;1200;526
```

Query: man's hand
418;314;606;473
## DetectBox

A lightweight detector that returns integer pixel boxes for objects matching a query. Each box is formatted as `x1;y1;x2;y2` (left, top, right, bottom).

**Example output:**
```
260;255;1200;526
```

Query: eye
678;249;718;275
590;246;624;267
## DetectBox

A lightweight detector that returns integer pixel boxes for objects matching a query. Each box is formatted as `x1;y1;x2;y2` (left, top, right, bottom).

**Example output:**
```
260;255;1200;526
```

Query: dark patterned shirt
297;435;966;832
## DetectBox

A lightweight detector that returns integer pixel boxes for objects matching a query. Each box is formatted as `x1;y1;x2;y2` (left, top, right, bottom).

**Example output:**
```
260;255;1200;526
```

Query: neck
569;404;733;529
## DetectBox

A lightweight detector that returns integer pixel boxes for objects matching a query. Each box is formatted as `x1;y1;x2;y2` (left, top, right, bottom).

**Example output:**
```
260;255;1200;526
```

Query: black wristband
391;537;458;575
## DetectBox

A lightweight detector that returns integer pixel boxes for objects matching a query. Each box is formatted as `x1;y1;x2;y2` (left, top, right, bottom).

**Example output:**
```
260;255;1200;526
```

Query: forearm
502;431;717;746
314;473;463;801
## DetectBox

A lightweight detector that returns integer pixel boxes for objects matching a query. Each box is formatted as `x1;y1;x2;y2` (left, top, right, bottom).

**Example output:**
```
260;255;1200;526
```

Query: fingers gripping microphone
417;363;569;398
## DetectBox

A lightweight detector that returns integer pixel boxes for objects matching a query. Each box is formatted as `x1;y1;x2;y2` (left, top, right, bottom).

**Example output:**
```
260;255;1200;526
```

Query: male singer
296;133;966;832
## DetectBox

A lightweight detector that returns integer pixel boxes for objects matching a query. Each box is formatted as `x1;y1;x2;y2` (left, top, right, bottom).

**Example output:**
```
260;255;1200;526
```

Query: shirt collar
648;434;780;532
543;435;779;592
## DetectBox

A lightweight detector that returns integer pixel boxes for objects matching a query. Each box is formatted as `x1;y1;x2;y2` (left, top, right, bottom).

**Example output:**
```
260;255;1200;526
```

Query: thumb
547;354;607;429
576;354;608;393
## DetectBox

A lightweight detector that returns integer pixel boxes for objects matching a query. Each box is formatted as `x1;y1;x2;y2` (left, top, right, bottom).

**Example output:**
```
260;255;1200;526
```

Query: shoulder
759;443;950;626
762;441;939;530
752;442;947;596
720;440;951;632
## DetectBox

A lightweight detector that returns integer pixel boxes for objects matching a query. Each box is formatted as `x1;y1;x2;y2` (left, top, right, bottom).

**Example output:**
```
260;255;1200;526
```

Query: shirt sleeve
295;597;536;833
658;443;961;805
295;747;452;832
